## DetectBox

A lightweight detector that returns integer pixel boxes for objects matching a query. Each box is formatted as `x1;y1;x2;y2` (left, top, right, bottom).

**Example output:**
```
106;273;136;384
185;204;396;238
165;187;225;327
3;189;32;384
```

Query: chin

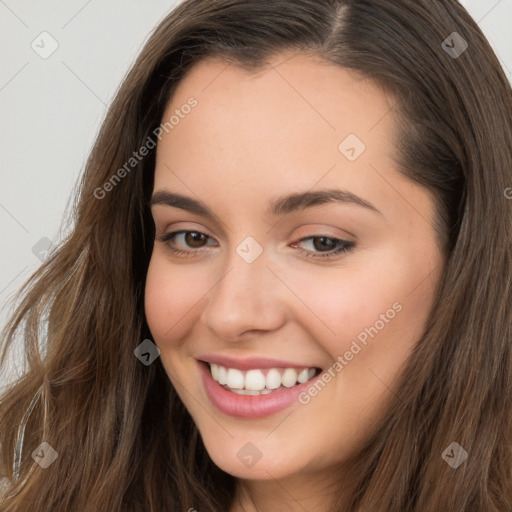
201;435;306;481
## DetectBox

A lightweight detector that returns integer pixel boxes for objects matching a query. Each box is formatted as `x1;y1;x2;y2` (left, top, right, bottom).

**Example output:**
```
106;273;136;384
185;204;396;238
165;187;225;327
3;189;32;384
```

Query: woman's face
145;52;444;492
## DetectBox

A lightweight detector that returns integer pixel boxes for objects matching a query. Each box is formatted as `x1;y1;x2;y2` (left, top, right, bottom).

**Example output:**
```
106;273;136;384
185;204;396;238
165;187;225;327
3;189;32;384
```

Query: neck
229;468;354;512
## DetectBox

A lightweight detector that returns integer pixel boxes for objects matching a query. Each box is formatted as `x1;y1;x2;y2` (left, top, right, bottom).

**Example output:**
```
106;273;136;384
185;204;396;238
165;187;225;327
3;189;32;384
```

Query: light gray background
1;0;511;388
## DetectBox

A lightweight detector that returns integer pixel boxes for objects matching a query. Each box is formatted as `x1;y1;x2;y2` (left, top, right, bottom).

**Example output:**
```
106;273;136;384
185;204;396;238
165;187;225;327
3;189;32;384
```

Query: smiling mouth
204;362;322;396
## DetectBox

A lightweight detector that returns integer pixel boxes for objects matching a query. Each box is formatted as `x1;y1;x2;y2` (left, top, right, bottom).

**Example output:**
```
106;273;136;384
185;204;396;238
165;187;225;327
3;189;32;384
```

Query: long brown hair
1;1;511;510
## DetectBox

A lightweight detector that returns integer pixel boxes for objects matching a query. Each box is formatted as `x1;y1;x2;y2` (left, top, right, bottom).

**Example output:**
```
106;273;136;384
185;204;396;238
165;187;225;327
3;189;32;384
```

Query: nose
199;248;288;341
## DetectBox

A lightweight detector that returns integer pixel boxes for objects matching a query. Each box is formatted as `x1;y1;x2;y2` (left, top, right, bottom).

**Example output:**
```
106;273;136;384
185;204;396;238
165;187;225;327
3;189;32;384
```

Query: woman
1;0;511;510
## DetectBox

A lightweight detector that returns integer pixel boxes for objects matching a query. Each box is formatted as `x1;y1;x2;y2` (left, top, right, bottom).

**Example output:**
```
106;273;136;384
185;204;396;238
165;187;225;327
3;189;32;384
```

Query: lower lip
198;360;322;418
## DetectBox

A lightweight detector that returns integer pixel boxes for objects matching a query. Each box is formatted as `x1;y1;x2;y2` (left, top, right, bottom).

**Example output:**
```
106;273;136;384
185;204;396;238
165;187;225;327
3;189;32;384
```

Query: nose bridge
200;239;286;339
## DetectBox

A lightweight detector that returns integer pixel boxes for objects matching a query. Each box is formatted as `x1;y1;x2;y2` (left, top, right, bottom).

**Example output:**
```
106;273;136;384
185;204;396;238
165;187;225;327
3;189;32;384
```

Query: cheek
144;255;204;345
289;250;438;366
279;261;404;349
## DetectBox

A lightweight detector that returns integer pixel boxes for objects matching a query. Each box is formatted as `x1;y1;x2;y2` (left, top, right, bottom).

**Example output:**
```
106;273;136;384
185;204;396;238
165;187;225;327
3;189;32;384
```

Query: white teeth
297;368;310;384
265;368;282;390
208;363;318;393
245;369;266;391
281;368;298;388
210;363;219;381
226;368;244;389
218;365;228;385
231;389;260;395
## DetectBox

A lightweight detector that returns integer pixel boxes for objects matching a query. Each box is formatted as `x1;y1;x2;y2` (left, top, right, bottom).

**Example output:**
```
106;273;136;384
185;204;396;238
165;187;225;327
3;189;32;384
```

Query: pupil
186;232;205;248
314;237;334;251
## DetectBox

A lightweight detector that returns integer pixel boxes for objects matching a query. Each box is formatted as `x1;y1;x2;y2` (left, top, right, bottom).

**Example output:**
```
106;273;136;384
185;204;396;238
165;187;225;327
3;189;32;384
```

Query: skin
144;51;445;511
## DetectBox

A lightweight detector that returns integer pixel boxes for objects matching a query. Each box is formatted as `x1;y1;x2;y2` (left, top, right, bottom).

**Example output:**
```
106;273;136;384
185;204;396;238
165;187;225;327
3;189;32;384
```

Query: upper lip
197;354;321;371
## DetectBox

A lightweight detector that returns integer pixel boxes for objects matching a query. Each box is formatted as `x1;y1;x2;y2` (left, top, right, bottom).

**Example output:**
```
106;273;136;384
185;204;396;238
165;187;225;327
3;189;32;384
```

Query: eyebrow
149;188;382;218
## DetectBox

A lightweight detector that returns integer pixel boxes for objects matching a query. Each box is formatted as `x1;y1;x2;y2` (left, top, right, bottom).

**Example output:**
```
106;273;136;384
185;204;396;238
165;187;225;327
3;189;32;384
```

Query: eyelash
156;230;355;260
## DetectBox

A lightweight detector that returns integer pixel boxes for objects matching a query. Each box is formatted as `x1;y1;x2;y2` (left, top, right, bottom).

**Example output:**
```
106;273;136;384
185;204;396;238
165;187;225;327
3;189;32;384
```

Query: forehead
152;51;436;233
151;52;438;250
155;52;397;180
165;51;393;141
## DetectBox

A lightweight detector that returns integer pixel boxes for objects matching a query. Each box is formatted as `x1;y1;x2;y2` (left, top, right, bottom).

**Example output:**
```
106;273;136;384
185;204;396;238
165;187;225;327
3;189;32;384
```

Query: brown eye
156;230;218;257
293;236;355;260
185;231;208;248
312;237;338;252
